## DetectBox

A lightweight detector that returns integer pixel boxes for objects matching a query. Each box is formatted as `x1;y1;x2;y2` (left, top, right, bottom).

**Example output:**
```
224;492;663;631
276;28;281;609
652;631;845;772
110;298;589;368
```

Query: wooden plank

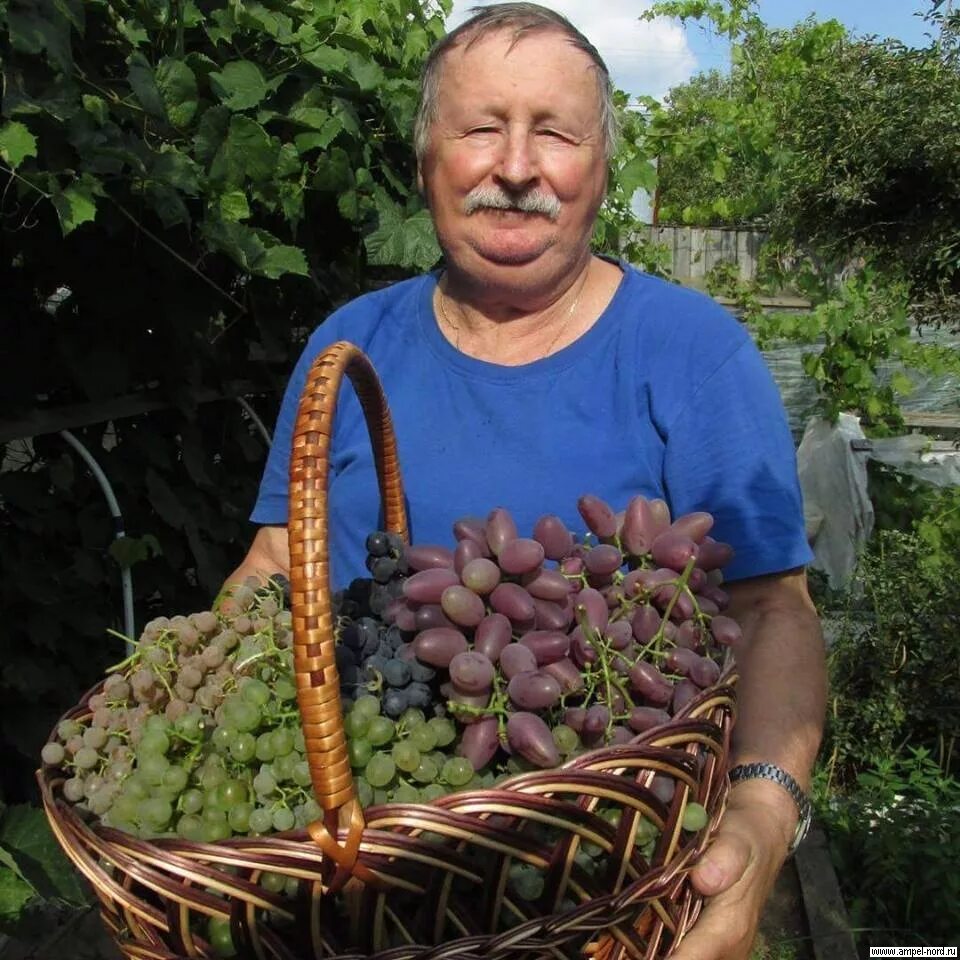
737;229;753;280
720;229;737;269
704;228;725;274
674;226;692;280
901;411;960;430
794;824;858;960
689;228;706;280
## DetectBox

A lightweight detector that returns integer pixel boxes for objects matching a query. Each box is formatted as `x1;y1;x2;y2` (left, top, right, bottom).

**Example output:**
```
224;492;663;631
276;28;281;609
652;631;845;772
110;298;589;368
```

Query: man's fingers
668;893;754;960
689;824;752;896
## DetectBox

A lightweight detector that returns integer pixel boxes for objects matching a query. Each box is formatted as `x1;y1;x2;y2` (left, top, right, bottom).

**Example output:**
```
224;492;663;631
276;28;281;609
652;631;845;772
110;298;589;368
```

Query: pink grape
627;662;673;706
449;652;496;695
474;613;513;663
695;596;721;616
699;583;730;610
650;774;675;804
648;499;672;537
624;567;675;599
541;657;585;695
454;538;484;574
532;515;575;560
453;517;492;554
518;630;570;665
385;600;417;632
609;726;634;745
460;557;500;594
581;704;610;741
671;678;700;714
605;619;634;650
651;531;699;572
631;606;662;644
574;587;608;631
404;544;455;571
413;628;468;668
498;538;545;576
532;598;572;631
457;716;500;769
695;537;735;572
709;615;742;646
563;707;586;732
689;655;721;689
669;511;714;543
675;621;705;651
577;494;618;539
523;568;573;602
415;604;455;631
506;712;560;768
490;583;535;622
403;567;460;604
584;544;624;576
507;671;562;710
628;707;671;733
441;585;486;628
621;495;656;556
665;647;700;677
499;643;537;679
570;627;598;666
486;507;518;556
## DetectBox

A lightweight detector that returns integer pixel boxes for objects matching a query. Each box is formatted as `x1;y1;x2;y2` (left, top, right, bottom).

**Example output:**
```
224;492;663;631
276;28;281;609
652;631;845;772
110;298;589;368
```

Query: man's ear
416;166;425;197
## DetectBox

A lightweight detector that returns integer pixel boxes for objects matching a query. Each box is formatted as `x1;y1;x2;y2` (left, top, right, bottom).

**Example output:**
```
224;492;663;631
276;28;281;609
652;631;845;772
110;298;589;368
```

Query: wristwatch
728;762;812;855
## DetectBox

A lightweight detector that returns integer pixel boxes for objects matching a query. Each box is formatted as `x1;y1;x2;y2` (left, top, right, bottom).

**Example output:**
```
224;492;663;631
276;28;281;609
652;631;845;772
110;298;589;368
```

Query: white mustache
463;186;562;221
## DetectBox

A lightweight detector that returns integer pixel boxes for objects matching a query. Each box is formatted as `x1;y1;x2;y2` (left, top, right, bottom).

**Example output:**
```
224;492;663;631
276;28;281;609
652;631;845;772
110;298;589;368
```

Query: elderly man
229;4;826;958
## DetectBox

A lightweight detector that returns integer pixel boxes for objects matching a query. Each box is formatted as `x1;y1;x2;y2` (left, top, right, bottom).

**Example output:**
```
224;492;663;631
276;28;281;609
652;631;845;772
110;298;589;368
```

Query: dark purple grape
563;707;586;732
486;507;518;556
440;585;487;628
709;615;742;646
689;655;721;689
573;587;608;632
621;495;656;557
460;557;501;594
490;583;535;622
651;531;699;572
695;596;721;616
518;630;570;665
523;568;573;602
570;627;597;666
696;538;735;572
699;583;730;610
628;707;671;732
577;494;618;539
671;678;699;714
474;613;513;663
581;704;610;742
609;726;634;745
532;515;574;560
453;517;491;554
605;619;633;650
675;621;705;651
560;556;585;577
499;642;538;679
404;544;455;572
584;544;624;576
627;661;673;706
403;568;461;604
650;774;675;804
507;671;562;710
413;628;468;668
631;606;662;644
498;538;545;576
655;586;695;621
457;716;500;768
665;647;700;677
415;604;455;632
454;538;484;575
541;657;585;694
686;567;708;593
532;598;572;632
506;712;560;768
449;651;495;694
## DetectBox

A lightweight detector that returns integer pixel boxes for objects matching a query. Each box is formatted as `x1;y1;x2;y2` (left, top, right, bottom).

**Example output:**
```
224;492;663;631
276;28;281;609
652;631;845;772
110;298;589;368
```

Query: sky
444;1;938;104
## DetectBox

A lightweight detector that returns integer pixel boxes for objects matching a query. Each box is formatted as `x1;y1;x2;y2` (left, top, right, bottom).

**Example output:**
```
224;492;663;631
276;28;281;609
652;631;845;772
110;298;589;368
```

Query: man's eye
537;129;567;140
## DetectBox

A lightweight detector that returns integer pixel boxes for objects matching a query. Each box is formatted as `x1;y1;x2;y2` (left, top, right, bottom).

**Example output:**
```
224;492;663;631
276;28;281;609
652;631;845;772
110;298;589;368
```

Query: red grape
506;712;560;768
473;613;512;663
490;582;535;622
413;628;468;668
507;671;562;710
404;544;455;571
498;538;545;575
486;507;518;556
449;651;496;695
577;494;618;539
669;511;714;543
518;630;570;665
532;515;575;560
441;585;487;628
403;567;460;604
499;642;538;679
457;716;500;769
460;557;501;594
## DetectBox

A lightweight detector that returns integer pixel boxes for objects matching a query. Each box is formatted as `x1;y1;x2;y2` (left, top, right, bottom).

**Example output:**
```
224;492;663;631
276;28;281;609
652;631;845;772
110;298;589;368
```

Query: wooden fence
640;225;767;284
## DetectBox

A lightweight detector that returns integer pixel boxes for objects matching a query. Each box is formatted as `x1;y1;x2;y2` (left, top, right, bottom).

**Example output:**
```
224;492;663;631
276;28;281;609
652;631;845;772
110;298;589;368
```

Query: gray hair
413;3;619;164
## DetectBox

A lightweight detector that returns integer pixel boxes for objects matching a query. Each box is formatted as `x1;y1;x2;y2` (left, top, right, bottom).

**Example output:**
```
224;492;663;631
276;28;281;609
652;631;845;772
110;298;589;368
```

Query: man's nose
496;128;538;189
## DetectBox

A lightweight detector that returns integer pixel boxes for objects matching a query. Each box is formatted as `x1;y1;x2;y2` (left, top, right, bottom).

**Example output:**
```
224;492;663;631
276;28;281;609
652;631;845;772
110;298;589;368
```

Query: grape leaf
617;156;657;199
156;58;198;128
257;243;308;279
210;60;269;111
218;190;251;221
365;203;441;272
127;52;165;117
0;121;38;169
51;177;99;235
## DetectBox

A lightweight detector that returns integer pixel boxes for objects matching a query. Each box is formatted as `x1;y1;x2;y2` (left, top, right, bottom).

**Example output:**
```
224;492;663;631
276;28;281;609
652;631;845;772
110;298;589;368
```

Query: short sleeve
662;339;813;581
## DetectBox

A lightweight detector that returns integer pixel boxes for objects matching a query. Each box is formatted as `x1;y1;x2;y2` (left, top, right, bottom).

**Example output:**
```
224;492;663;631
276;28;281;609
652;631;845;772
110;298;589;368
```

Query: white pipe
60;430;135;654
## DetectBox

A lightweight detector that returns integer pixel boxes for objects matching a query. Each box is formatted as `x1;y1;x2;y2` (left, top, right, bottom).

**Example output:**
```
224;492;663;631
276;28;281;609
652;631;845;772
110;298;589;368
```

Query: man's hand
221;525;291;595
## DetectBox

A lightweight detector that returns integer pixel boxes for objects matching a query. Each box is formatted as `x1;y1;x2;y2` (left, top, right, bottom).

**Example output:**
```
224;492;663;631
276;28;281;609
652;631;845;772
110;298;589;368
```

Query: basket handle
288;341;408;870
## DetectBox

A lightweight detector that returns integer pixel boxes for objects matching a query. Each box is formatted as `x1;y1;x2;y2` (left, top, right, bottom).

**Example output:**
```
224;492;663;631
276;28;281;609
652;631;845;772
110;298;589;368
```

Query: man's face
419;29;608;293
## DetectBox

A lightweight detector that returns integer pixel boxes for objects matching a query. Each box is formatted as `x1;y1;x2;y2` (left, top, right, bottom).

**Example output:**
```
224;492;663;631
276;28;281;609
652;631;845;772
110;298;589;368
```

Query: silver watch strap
728;762;812;855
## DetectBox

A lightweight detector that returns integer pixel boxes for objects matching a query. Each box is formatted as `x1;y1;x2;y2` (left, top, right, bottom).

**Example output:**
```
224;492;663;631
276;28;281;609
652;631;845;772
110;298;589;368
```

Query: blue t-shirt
252;263;812;590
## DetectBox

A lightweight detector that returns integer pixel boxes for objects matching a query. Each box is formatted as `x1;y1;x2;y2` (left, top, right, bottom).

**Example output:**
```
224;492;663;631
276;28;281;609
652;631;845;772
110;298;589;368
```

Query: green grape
260;871;286;893
600;808;621;827
552;724;579;756
348;738;373;768
73;747;100;770
231;700;262;733
212;725;237;754
161;765;189;793
373;788;390;806
139;754;170;785
364;753;397;788
682;802;709;832
392;741;421;773
635;817;659;845
177;813;205;841
208;916;237;957
343;711;371;739
270;727;295;757
421;783;447;801
441;756;474;787
41;742;66;766
399;708;427;729
58;719;82;740
411;756;439;784
366;716;395;747
240;678;271;708
409;724;438;752
392;782;420;803
229;733;256;762
253;769;277;796
200;764;228;791
203;806;229;825
509;864;545;901
249;808;273;833
112;792;140;822
255;733;276;762
427;717;456;747
272;807;295;832
353;695;381;720
301;798;321;822
138;797;173;829
356;778;374;808
202;819;232;842
215;779;249;808
228;802;254;833
139;730;170;755
292;760;312;787
273;753;298;782
293;729;305;752
283;877;299;898
143;715;170;735
274;677;297;701
174;711;204;740
180;788;204;815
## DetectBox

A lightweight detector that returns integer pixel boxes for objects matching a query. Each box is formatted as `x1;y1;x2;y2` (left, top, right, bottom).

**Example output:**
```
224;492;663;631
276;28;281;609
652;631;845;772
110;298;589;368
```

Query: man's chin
468;237;556;267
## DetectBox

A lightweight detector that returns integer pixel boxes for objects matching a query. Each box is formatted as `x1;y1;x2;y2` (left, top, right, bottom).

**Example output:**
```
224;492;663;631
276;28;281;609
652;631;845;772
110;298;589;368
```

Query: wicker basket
39;341;738;960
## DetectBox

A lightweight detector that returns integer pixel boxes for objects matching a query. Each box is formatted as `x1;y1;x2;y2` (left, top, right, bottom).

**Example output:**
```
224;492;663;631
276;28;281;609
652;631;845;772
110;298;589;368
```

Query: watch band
728;762;812;855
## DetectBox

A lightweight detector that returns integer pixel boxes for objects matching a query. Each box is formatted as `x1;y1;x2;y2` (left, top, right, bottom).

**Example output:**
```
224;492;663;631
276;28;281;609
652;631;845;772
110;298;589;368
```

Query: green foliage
814;749;960;948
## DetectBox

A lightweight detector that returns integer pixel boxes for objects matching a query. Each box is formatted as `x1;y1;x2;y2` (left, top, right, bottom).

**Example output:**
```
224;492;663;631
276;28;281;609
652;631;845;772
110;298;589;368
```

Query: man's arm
671;566;827;960
223;525;291;591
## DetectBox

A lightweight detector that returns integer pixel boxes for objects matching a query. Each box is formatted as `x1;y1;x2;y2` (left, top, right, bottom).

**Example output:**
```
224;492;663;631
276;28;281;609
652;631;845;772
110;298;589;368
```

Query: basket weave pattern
39;342;737;960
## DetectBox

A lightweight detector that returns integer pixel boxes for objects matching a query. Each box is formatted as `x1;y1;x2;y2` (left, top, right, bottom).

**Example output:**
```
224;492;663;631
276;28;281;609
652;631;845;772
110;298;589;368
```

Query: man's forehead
445;24;588;66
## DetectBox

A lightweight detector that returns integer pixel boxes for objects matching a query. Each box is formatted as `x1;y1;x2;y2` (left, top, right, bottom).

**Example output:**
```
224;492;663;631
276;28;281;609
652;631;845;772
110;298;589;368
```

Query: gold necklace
436;269;590;360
